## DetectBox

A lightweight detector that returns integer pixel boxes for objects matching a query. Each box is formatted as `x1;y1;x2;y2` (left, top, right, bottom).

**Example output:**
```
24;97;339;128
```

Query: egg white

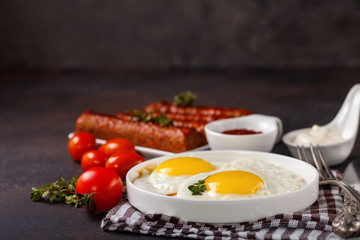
132;157;303;199
132;161;223;195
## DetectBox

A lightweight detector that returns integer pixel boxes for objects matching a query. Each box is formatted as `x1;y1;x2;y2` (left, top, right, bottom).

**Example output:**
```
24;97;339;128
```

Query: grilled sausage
162;112;231;122
76;111;207;153
115;112;207;134
145;101;252;117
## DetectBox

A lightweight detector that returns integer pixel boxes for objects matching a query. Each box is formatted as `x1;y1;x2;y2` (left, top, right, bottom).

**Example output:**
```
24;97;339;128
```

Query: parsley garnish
128;109;153;122
188;180;207;195
154;114;173;127
128;109;173;127
174;91;197;107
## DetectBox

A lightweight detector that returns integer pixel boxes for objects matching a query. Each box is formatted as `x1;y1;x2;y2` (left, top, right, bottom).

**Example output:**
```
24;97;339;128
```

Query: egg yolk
155;157;215;176
205;171;264;195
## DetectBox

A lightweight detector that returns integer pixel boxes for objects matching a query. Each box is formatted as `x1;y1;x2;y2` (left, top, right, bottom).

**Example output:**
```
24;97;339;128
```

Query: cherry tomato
68;132;97;161
76;167;123;212
105;152;145;180
81;150;107;171
99;138;135;157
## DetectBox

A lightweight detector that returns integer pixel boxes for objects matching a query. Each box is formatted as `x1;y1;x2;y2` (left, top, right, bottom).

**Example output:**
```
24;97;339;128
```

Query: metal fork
297;144;360;238
297;144;360;205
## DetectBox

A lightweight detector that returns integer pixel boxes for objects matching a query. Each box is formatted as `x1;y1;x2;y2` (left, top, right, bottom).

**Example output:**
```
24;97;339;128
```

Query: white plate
67;132;209;159
126;150;319;223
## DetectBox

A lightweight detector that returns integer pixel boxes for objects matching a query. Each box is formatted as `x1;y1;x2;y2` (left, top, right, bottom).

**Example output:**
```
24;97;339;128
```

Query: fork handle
320;180;360;205
332;190;360;238
340;181;360;204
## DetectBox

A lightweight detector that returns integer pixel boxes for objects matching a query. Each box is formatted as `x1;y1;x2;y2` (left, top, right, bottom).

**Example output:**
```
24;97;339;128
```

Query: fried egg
132;157;216;195
206;170;264;195
133;156;303;200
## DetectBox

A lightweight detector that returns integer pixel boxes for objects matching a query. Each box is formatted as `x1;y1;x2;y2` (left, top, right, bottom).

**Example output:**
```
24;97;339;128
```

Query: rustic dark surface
1;0;360;70
1;69;360;239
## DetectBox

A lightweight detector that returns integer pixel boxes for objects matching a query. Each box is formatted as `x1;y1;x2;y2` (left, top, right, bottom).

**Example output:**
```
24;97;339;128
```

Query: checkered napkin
101;175;344;239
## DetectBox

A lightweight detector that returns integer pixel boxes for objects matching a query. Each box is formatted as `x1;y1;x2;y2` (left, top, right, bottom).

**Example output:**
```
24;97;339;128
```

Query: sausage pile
75;101;252;153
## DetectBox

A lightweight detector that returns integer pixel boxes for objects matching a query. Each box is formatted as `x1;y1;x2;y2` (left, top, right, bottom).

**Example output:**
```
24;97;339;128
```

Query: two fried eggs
132;156;303;200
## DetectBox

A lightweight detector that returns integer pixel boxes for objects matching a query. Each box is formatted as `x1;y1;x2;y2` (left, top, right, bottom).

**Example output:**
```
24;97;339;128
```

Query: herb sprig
128;109;173;127
30;176;96;212
174;91;197;107
128;109;153;122
188;179;207;195
154;114;173;127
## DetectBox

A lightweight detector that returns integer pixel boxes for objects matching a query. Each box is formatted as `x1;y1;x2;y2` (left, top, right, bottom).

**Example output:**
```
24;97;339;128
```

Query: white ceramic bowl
126;150;319;223
204;114;283;152
282;128;354;166
283;84;360;166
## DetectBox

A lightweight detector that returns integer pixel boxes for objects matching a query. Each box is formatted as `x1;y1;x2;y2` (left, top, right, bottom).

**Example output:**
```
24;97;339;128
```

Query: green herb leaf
188;179;207;195
30;175;128;213
128;109;173;127
128;109;153;122
154;114;173;127
30;176;98;212
174;91;197;107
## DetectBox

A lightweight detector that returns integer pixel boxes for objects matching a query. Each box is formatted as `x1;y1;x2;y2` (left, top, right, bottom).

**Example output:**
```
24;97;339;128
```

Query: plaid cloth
101;182;344;240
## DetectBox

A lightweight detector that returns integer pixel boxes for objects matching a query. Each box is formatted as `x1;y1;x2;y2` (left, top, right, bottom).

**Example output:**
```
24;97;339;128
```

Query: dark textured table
1;69;360;239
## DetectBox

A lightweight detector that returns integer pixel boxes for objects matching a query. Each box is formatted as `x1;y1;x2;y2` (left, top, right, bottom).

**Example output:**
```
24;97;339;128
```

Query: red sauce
222;128;262;135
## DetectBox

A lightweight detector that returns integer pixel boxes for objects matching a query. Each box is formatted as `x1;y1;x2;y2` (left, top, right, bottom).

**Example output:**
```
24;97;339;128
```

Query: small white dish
283;84;360;166
67;133;209;159
126;150;319;223
204;114;283;152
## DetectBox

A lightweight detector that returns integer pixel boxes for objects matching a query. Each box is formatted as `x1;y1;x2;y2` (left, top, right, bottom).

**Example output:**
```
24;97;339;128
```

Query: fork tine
299;145;360;205
297;145;310;164
296;145;302;160
297;145;328;179
296;145;305;162
315;144;337;180
309;144;326;179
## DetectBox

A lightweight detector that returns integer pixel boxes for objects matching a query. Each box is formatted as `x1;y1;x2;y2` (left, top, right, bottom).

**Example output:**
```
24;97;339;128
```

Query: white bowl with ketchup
205;114;283;152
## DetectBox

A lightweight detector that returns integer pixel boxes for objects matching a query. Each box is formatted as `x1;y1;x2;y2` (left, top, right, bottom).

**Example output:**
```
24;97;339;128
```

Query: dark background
1;0;360;71
1;1;360;240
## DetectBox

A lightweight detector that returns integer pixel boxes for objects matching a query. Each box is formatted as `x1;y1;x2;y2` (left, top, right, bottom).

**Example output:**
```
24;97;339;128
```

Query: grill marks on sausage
145;101;252;117
75;101;252;153
76;111;207;153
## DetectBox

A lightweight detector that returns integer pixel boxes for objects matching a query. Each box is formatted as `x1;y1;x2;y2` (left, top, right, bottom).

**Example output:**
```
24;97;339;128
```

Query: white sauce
293;124;343;145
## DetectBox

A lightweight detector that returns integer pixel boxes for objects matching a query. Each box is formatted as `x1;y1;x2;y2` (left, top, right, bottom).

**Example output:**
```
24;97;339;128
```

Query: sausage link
76;111;207;153
145;101;252;117
115;112;207;134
